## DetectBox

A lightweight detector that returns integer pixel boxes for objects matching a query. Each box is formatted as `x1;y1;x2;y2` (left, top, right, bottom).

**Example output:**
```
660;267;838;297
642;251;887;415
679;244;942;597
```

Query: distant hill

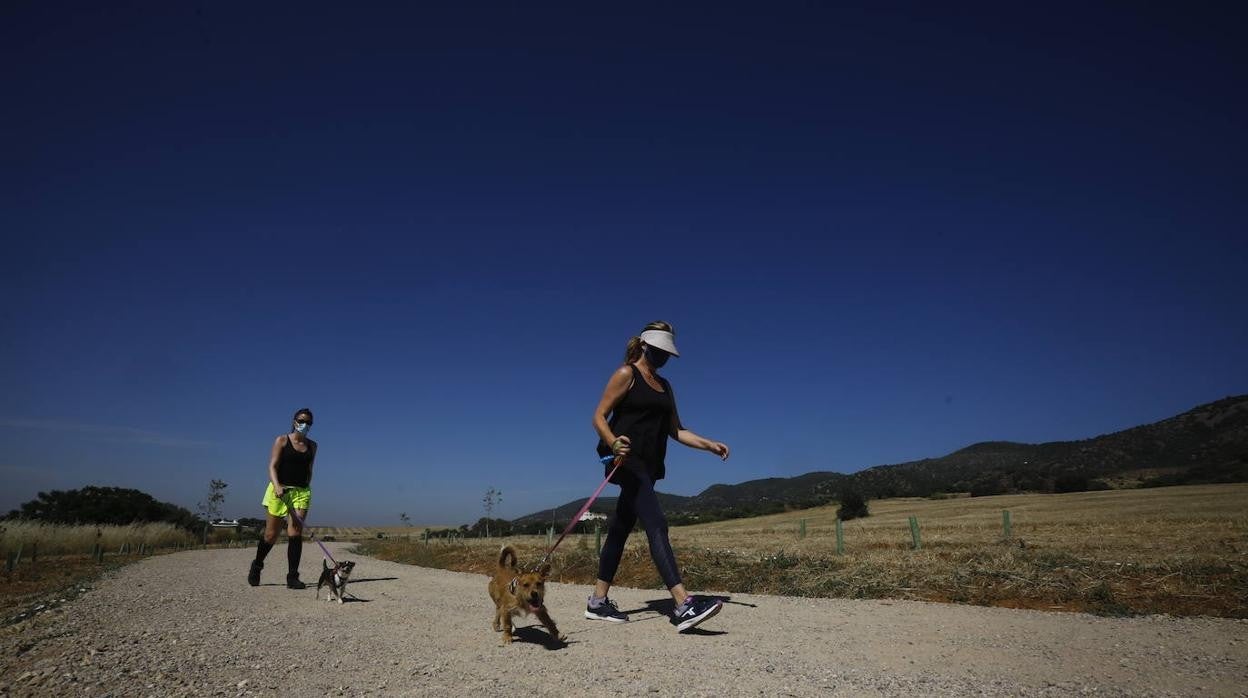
514;394;1248;525
512;492;694;527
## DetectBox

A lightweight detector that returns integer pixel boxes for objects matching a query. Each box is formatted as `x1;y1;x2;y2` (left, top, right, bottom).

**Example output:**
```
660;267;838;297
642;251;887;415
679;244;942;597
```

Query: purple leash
279;493;338;566
530;455;623;572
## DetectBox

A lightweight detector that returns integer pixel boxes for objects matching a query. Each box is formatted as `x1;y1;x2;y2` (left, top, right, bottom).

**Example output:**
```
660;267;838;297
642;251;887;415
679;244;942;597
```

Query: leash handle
532;455;623;571
278;493;338;566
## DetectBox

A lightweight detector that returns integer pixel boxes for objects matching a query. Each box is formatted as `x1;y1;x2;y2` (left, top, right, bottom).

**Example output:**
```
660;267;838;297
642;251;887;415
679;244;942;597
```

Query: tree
400;512;411;526
837;490;869;521
469;517;512;538
5;486;199;530
197;479;228;544
482;487;502;537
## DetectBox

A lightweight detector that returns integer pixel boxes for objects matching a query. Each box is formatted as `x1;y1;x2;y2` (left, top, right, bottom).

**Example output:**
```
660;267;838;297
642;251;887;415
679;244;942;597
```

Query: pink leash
531;455;623;571
279;493;338;566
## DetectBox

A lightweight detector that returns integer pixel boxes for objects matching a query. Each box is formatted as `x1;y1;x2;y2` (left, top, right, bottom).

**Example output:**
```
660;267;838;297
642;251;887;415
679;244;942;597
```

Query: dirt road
2;543;1245;696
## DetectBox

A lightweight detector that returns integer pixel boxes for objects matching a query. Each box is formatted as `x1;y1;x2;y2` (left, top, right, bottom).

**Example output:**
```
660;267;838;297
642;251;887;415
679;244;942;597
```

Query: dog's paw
557;633;568;642
501;634;513;645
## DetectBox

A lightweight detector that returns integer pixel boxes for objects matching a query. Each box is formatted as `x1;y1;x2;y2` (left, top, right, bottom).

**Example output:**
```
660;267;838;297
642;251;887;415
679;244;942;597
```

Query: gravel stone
0;543;1244;696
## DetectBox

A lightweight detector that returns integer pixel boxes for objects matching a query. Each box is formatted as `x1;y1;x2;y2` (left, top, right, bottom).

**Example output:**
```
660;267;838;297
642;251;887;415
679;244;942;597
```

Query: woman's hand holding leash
610;435;631;458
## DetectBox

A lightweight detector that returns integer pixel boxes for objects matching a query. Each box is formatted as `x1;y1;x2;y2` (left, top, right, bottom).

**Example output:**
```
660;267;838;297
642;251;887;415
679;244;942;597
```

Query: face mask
294;422;311;435
645;346;670;369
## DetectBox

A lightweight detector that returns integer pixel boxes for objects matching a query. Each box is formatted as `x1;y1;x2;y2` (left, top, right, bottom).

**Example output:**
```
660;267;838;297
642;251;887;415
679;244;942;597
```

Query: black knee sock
287;536;303;575
255;539;274;563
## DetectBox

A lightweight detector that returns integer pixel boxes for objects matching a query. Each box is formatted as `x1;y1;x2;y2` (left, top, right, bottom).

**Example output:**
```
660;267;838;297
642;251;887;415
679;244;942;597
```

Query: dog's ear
539;563;551;579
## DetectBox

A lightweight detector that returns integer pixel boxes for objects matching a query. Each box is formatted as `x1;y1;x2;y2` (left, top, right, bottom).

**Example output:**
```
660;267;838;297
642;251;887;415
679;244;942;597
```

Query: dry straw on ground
0;521;195;556
360;483;1248;618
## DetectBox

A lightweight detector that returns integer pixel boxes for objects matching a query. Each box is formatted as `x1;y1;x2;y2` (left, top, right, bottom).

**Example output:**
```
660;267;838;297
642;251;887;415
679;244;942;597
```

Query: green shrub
837;490;869;520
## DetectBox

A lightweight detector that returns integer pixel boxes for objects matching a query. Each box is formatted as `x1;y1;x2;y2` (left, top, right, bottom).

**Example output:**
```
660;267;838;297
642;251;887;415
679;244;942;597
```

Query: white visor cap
639;329;680;357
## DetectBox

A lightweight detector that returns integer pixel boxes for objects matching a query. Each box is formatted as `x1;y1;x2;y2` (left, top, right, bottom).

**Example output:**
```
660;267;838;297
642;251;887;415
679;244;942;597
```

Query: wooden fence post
835;518;844;555
14;544;23;566
595;522;602;556
908;516;922;550
5;551;15;573
799;519;807;539
1002;510;1012;539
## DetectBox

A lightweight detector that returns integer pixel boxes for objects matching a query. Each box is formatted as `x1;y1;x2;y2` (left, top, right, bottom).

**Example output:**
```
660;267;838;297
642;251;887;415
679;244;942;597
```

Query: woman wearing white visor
587;321;731;632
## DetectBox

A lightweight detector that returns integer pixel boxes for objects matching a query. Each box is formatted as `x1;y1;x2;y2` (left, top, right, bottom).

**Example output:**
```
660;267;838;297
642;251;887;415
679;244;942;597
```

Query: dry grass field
359;483;1248;618
0;521;205;621
0;521;196;556
311;525;440;541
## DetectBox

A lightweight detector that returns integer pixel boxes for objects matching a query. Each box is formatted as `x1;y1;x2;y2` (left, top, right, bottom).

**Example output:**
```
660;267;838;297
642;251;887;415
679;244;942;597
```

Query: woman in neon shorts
247;408;317;589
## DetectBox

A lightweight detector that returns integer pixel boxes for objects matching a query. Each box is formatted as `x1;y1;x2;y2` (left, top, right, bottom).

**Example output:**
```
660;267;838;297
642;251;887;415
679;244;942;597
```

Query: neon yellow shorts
262;483;311;518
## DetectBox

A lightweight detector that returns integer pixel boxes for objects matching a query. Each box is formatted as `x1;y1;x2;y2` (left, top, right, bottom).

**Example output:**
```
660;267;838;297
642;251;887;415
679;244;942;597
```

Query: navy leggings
597;469;682;589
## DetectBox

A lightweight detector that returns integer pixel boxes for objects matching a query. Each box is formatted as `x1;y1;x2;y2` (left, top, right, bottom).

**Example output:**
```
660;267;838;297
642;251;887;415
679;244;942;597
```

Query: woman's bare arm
267;436;285;496
593;366;635;457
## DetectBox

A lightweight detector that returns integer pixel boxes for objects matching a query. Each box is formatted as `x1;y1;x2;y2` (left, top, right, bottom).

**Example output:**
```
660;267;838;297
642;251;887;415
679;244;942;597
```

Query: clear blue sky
2;3;1245;525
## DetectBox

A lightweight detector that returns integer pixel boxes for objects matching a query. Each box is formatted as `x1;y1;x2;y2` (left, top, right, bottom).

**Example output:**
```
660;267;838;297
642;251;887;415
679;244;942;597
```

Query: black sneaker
247;561;263;587
673;595;722;632
286;573;307;590
584;596;628;622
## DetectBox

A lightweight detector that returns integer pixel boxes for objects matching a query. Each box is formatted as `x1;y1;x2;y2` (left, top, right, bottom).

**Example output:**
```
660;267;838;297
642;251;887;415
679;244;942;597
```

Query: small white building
579;511;608;522
210;519;239;528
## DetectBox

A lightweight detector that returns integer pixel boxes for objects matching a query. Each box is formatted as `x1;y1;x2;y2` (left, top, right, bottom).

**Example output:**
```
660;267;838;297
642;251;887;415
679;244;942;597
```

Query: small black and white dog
316;559;356;603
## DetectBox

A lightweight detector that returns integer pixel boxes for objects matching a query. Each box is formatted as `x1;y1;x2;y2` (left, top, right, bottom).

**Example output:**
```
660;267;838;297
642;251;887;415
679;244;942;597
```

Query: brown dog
487;546;565;645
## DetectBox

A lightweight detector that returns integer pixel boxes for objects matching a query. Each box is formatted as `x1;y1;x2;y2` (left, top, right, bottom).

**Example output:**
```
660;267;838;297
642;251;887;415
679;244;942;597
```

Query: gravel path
1;543;1245;697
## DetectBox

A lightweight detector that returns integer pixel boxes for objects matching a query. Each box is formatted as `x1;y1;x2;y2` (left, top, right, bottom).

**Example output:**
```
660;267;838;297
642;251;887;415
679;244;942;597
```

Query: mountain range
513;394;1248;525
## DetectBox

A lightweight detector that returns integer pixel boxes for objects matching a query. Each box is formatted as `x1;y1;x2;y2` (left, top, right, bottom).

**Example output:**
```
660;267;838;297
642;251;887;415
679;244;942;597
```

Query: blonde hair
623;321;675;364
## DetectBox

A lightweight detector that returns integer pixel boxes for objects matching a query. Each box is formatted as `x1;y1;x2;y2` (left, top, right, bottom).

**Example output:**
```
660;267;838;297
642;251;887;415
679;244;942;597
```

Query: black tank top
597;365;678;482
277;436;314;488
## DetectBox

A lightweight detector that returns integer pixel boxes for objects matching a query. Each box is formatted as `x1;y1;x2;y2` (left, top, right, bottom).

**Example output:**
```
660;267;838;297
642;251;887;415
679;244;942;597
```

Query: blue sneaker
673;596;722;632
584;596;628;622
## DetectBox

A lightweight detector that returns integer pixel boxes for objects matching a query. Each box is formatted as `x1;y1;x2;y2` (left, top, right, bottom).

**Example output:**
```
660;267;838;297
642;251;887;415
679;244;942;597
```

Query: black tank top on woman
277;436;314;488
597;365;680;482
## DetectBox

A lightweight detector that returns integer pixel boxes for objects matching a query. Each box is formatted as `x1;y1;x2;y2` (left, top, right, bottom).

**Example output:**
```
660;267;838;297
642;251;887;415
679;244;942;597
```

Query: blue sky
2;3;1245;525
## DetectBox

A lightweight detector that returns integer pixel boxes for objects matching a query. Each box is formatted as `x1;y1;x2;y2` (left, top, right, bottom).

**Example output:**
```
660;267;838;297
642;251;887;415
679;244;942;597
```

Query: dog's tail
498;545;517;570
